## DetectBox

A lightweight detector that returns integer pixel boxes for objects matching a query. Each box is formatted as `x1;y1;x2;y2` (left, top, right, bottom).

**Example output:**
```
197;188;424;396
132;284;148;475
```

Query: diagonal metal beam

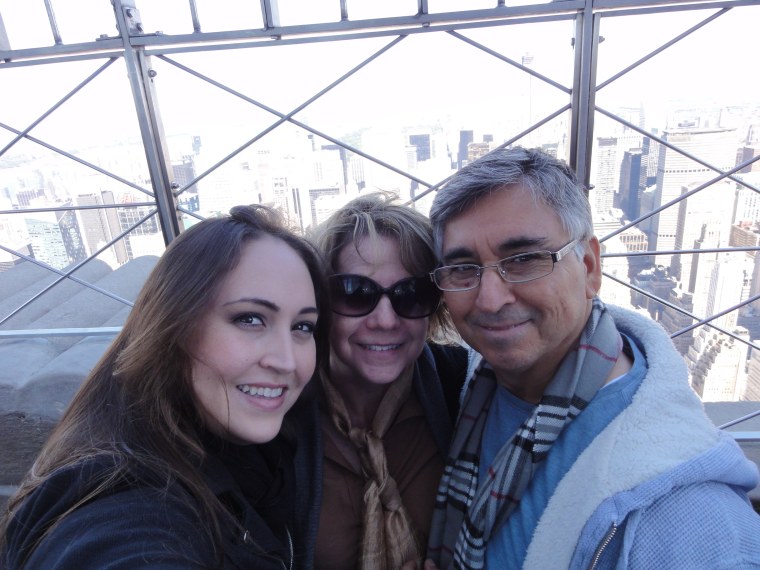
158;51;435;196
0;121;154;197
158;35;411;193
596;7;730;91
599;153;760;243
596;105;760;194
0;58;117;158
447;29;572;94
602;270;760;352
0;208;159;325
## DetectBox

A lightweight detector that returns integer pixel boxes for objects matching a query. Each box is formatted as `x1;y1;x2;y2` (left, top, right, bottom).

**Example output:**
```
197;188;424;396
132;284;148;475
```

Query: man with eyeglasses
422;147;760;569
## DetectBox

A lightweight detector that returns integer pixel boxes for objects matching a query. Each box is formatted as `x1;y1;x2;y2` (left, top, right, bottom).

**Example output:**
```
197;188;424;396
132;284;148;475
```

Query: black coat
3;440;300;570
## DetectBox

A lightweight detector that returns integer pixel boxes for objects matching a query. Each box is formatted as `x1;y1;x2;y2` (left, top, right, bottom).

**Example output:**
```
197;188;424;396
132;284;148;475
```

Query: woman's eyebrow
223;298;319;316
223;297;279;311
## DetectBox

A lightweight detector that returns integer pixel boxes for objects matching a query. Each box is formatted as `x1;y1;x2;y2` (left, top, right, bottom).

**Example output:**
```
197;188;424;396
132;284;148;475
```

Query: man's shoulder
627;480;760;567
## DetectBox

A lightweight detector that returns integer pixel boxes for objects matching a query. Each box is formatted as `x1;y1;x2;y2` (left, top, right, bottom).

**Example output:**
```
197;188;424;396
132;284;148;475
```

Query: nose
474;265;517;312
259;331;297;373
366;294;400;328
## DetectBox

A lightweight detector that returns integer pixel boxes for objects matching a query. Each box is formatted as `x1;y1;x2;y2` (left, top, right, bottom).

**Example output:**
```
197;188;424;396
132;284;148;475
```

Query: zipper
588;523;617;570
286;526;293;570
241;527;292;570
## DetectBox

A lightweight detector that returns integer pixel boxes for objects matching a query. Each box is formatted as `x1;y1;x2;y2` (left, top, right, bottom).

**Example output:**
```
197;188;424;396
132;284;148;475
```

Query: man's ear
583;236;602;299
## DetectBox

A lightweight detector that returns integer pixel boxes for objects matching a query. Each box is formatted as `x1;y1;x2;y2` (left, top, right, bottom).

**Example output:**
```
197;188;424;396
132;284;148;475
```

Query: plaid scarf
428;298;622;569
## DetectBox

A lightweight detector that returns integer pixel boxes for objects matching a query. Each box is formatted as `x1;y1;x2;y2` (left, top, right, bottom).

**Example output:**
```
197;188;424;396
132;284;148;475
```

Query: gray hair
429;146;593;258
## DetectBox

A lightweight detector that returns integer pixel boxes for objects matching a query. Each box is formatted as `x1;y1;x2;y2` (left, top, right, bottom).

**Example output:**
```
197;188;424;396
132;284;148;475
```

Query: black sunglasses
329;274;441;319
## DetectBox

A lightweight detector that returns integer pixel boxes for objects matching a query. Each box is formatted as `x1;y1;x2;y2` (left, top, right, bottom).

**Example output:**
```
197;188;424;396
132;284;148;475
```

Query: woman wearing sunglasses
309;192;468;569
1;205;330;569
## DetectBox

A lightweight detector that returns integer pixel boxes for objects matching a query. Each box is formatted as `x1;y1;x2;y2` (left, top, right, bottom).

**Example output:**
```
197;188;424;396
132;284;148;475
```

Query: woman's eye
234;313;264;326
293;321;316;335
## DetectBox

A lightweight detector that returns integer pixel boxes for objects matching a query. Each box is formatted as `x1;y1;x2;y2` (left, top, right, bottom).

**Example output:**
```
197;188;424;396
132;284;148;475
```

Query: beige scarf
321;368;422;569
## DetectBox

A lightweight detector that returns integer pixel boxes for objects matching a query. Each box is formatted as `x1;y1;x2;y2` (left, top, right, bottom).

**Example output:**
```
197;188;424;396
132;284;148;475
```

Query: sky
1;1;758;158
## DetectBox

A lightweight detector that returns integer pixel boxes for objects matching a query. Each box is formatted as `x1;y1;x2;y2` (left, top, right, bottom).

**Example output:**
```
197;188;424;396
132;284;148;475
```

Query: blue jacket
477;304;760;569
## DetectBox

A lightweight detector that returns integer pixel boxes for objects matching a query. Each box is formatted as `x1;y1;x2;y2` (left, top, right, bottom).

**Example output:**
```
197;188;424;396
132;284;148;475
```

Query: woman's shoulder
6;458;214;569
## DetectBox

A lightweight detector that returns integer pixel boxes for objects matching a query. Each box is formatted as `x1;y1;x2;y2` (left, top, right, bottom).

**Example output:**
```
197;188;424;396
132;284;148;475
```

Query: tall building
736;145;760;174
745;343;760;401
117;205;161;260
733;173;760;223
408;133;432;162
591;137;618;215
24;207;86;270
598;234;633;309
660;289;695;356
672;179;733;290
76;191;128;267
651;126;737;268
457;130;474;169
688;328;748;401
467;141;492;163
618;148;642;221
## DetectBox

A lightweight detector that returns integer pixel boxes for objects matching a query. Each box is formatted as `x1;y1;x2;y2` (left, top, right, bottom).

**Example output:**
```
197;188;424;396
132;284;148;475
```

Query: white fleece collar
523;304;719;569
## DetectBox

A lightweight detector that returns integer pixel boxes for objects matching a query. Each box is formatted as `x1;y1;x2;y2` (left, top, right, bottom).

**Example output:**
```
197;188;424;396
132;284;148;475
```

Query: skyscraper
651;126;737;268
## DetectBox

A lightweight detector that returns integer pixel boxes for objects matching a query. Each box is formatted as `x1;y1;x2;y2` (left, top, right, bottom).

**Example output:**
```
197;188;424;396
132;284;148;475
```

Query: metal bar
418;0;429;16
599;156;757;242
719;410;760;430
0;11;10;53
569;7;599;184
260;0;278;29
136;50;182;242
129;7;582;49
672;293;760;339
0;202;156;216
726;432;760;442
176;205;205;222
341;0;349;21
0;43;124;65
0;328;122;339
0;49;125;69
595;106;760;194
594;0;756;14
43;0;63;45
447;30;572;94
112;0;181;244
601;271;760;351
596;8;729;91
189;0;202;32
161;35;412;194
602;246;760;257
0;121;154;197
138;13;576;57
0;209;158;325
0;58;117;158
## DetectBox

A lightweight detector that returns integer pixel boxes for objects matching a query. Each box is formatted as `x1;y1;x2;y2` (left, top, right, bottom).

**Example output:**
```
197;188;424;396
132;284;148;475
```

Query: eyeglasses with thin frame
329;274;441;319
430;239;580;292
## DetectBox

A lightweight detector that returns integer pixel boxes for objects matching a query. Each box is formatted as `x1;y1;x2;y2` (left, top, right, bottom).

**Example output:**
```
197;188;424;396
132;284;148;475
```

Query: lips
474;316;530;330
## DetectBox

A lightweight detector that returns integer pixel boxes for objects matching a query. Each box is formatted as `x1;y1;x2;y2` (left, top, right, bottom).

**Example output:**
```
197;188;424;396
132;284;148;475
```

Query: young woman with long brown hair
1;205;330;569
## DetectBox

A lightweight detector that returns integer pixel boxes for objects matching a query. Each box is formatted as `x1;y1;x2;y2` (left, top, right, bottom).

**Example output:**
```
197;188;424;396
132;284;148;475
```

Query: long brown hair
0;204;330;566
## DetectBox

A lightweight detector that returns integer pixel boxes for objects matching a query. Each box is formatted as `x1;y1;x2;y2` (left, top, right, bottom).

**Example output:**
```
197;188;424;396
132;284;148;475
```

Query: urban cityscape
2;94;760;403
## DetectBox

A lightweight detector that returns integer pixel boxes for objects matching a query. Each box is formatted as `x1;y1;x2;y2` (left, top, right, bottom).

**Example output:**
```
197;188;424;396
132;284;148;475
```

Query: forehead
442;185;566;257
217;236;314;300
336;234;405;274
